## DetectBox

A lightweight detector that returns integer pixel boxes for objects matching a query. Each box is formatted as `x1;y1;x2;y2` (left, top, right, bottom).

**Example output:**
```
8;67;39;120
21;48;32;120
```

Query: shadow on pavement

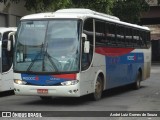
0;90;14;97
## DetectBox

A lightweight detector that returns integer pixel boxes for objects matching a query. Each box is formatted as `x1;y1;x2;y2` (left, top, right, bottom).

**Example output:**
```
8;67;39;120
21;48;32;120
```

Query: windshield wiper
27;43;44;72
42;44;59;72
27;43;59;72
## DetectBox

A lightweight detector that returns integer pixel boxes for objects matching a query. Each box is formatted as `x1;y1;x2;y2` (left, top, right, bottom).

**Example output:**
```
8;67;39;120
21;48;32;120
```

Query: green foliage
23;0;114;14
72;0;114;14
0;0;150;24
0;0;114;14
24;0;72;12
112;0;149;24
0;0;72;12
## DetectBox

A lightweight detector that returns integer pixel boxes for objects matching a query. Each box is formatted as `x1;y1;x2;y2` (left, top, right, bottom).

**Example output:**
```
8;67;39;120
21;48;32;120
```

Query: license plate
37;89;48;94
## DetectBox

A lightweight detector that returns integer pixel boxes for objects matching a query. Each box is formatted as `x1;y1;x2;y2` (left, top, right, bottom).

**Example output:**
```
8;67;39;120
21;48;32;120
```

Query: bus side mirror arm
82;33;87;41
7;31;16;51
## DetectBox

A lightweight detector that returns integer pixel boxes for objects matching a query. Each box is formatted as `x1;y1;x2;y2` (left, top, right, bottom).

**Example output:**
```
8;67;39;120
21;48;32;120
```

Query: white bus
13;9;151;100
0;27;17;92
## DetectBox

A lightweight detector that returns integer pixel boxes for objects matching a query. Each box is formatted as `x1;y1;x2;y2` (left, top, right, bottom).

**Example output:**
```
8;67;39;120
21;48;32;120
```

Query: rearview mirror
7;40;11;51
84;41;90;53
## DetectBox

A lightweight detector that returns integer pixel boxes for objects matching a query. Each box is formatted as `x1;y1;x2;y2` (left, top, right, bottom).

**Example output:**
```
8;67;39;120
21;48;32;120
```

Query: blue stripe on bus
21;74;67;86
105;53;144;88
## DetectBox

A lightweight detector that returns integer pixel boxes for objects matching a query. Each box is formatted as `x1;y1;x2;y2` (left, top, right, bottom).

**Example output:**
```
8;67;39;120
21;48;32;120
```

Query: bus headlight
61;80;79;86
14;79;27;85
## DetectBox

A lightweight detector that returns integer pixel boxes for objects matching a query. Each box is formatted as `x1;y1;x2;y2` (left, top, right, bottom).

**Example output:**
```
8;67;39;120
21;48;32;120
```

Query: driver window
2;31;13;72
82;18;94;71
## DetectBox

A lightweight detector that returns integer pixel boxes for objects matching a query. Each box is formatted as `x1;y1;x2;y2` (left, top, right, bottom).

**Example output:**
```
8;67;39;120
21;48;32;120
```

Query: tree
0;0;114;13
0;0;72;12
0;0;150;24
24;0;72;13
112;0;149;24
23;0;114;14
72;0;114;14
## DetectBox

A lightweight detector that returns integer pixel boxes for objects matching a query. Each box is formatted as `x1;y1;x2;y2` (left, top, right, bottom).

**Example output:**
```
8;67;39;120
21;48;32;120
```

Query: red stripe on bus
53;74;76;80
95;47;134;57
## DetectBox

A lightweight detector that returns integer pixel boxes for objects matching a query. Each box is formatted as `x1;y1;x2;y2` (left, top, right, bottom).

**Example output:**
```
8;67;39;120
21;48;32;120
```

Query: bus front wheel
91;76;103;101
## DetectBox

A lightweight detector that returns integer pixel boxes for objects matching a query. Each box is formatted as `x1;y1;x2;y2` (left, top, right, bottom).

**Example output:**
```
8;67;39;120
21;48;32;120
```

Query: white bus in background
0;27;17;92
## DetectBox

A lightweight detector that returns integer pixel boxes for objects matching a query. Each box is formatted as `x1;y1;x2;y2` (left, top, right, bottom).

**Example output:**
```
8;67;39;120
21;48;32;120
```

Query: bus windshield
14;19;81;73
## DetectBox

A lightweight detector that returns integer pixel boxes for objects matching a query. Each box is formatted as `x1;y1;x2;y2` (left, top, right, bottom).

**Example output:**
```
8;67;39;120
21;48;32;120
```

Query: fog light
69;90;72;93
14;79;27;85
73;89;78;93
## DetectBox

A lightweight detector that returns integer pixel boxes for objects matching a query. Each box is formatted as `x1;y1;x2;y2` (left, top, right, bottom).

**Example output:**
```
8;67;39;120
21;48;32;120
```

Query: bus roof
21;8;119;20
0;27;17;33
21;8;149;31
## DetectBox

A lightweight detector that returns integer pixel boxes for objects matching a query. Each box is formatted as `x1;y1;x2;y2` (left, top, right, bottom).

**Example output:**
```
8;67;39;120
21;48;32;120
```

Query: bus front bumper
14;83;81;97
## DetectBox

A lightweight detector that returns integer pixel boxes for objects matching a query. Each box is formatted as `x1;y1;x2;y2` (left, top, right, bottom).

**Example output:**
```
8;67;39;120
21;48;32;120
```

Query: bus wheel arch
91;72;104;101
98;73;105;90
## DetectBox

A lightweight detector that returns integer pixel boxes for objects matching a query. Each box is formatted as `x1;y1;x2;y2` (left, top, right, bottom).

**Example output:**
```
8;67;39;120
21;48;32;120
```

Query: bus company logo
35;76;39;81
22;76;39;81
127;55;136;61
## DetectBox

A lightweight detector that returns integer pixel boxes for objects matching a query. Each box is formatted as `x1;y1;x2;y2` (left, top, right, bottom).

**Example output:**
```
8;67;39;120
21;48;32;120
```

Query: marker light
14;79;27;85
61;80;79;86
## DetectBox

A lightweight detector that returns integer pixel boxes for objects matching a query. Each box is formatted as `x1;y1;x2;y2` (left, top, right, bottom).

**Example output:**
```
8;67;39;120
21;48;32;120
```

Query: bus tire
40;96;52;101
133;71;141;90
91;76;103;101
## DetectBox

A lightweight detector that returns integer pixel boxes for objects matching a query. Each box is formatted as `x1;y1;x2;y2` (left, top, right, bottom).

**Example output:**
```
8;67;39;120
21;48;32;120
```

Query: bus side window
82;18;94;70
142;31;150;48
139;31;145;48
2;31;13;72
125;27;133;47
105;23;110;45
116;25;125;47
146;32;151;48
108;23;116;46
132;29;139;48
95;20;106;46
